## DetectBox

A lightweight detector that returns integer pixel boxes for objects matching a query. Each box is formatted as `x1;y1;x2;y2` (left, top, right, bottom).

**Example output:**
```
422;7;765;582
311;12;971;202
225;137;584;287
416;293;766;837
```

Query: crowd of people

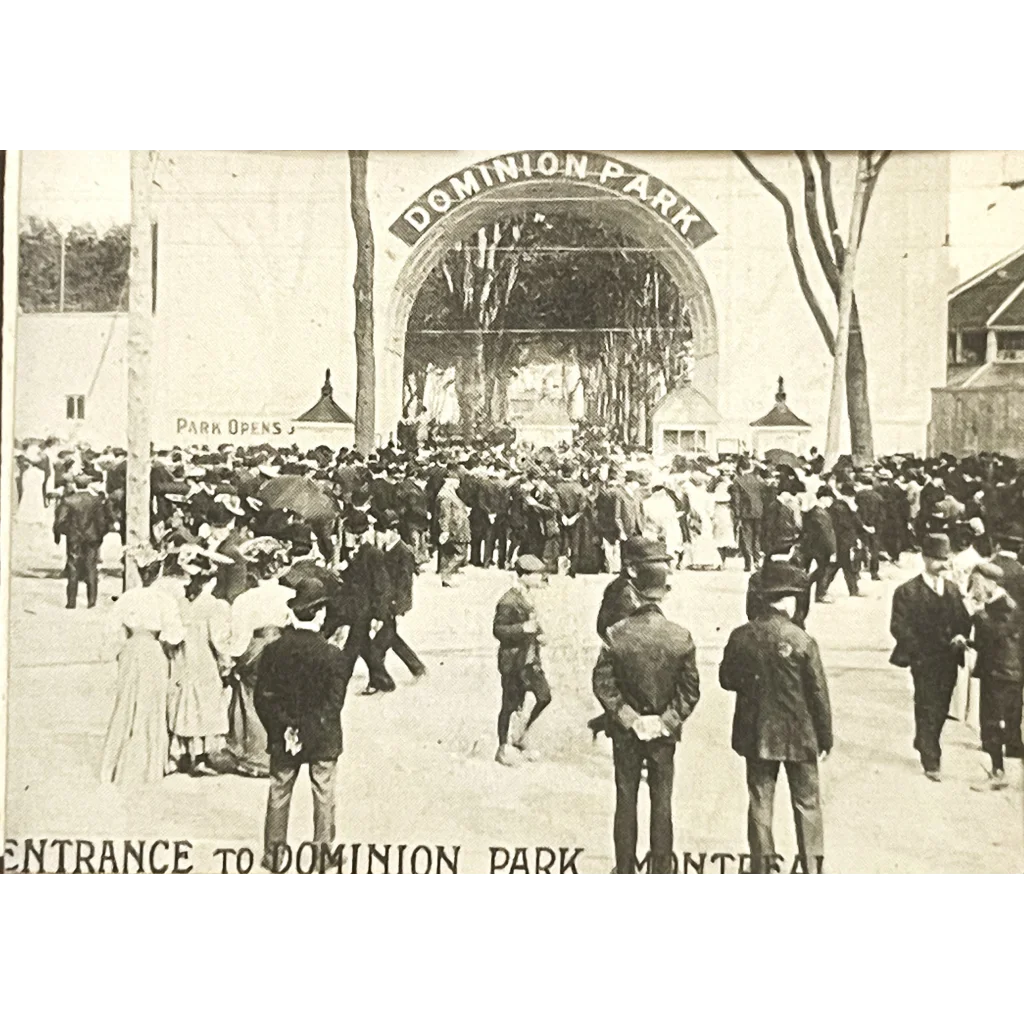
14;431;1024;871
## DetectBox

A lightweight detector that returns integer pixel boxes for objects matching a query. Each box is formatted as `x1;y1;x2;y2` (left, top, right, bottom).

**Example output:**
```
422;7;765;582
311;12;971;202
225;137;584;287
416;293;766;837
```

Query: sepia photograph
3;147;1023;875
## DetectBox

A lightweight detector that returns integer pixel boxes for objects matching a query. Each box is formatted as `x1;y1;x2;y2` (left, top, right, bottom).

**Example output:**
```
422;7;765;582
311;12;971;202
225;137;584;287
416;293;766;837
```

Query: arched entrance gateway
383;151;720;449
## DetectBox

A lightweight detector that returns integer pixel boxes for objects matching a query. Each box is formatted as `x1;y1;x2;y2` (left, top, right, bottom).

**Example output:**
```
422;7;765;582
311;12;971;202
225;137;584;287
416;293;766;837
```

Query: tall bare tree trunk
824;153;870;469
349;151;375;453
125;150;156;589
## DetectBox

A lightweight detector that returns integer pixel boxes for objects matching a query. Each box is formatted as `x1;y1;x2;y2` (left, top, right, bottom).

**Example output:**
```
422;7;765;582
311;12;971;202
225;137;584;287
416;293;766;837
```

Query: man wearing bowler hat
53;474;111;609
720;560;832;872
592;558;700;873
255;578;352;870
596;536;672;641
890;533;972;781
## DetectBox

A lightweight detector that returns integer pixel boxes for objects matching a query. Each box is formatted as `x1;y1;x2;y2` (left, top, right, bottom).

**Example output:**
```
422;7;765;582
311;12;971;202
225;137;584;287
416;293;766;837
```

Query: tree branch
814;151;845;270
796;151;841;300
734;151;835;354
857;150;892;245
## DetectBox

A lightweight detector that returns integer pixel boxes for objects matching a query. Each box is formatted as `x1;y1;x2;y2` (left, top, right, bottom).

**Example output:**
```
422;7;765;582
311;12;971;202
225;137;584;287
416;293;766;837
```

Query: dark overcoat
255;627;350;763
719;609;833;761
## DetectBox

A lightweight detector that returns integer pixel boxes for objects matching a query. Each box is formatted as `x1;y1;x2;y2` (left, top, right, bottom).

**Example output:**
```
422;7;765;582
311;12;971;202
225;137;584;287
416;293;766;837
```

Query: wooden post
125;151;156;589
349;151;376;454
824;153;871;470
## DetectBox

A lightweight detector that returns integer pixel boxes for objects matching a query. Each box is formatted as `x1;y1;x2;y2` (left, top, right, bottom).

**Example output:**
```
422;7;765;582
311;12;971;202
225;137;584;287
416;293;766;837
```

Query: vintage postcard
2;149;1022;874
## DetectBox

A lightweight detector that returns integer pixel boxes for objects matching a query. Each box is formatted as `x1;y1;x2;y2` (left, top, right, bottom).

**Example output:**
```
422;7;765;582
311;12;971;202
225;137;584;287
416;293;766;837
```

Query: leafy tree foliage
405;212;693;446
18;218;129;312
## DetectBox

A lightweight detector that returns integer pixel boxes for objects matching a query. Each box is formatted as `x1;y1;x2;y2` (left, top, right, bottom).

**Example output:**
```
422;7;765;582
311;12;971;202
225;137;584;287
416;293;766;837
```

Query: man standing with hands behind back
592;559;700;874
890;533;971;781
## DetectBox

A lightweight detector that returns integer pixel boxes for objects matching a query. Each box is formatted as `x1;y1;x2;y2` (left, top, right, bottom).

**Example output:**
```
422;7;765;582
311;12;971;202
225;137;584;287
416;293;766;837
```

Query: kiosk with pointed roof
749;377;811;457
290;369;355;448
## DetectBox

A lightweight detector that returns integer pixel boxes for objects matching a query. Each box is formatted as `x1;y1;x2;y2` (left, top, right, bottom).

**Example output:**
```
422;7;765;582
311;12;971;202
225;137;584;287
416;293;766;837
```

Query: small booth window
996;332;1024;361
66;395;85;420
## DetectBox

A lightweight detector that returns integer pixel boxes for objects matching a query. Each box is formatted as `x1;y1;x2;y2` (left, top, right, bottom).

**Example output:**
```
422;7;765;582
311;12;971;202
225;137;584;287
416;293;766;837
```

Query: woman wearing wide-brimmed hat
215;537;293;777
100;547;185;785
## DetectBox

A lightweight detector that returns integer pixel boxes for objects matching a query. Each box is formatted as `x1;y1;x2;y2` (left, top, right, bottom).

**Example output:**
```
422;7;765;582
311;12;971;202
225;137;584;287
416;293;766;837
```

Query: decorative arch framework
380;154;719;433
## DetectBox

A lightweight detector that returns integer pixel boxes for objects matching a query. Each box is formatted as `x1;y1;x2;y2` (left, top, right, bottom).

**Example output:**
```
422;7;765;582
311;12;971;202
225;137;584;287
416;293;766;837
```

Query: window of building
66;395;85;420
661;428;706;452
996;331;1024;361
948;330;987;365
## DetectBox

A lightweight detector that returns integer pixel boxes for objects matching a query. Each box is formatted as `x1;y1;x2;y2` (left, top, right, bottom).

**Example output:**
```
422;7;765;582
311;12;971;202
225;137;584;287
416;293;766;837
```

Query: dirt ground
4;525;1022;873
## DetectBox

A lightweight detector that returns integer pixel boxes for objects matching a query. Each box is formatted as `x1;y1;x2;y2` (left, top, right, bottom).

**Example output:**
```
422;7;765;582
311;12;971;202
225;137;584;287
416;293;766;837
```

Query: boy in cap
592;558;700;872
967;562;1023;789
890;534;972;781
720;560;832;872
492;554;552;766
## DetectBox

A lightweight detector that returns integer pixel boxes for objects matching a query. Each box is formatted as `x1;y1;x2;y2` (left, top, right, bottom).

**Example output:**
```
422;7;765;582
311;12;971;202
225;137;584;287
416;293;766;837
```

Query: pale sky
15;150;1024;282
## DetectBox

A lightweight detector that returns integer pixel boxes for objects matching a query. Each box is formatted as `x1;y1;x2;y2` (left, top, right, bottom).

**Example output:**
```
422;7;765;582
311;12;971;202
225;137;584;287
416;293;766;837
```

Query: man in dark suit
595;464;631;574
592;559;700;873
987;527;1024;759
720;560;832;873
855;475;885;580
553;464;587;575
255;578;351;871
493;554;552;766
377;511;426;680
53;476;111;609
799;488;838;603
341;512;397;694
826;485;867;597
890;533;972;780
731;460;769;572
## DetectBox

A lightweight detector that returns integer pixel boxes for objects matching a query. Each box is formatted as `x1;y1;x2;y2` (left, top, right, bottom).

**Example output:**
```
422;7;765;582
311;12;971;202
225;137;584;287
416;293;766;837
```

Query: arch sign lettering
390;150;717;248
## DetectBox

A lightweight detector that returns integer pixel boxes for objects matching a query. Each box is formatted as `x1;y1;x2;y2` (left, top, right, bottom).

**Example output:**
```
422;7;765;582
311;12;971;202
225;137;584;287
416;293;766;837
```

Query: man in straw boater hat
889;533;972;782
592;557;700;873
255;577;352;871
720;560;832;873
492;554;553;767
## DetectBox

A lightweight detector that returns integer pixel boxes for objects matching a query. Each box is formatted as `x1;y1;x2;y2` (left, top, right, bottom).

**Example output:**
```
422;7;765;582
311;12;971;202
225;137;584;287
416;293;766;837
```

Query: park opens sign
389;151;717;248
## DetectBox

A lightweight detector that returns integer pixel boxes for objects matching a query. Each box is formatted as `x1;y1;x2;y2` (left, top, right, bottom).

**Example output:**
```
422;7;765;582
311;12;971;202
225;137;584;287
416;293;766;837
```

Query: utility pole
125;151;156;588
349;151;376;453
823;152;870;470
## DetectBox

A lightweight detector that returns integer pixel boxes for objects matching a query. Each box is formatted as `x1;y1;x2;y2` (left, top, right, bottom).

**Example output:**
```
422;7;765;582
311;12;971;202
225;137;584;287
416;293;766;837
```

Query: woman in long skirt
217;538;292;777
100;551;184;785
168;549;234;775
711;473;738;565
686;472;723;569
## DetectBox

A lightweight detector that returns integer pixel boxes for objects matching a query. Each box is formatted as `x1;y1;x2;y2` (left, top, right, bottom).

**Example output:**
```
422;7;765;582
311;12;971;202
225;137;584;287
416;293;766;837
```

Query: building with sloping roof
749;377;812;457
652;384;721;456
932;246;1024;455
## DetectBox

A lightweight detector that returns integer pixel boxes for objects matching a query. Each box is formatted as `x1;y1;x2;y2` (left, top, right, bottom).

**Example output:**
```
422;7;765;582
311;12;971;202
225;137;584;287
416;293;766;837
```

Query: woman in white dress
100;549;184;785
642;484;685;563
167;547;234;775
711;472;738;563
217;538;292;777
685;471;722;570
